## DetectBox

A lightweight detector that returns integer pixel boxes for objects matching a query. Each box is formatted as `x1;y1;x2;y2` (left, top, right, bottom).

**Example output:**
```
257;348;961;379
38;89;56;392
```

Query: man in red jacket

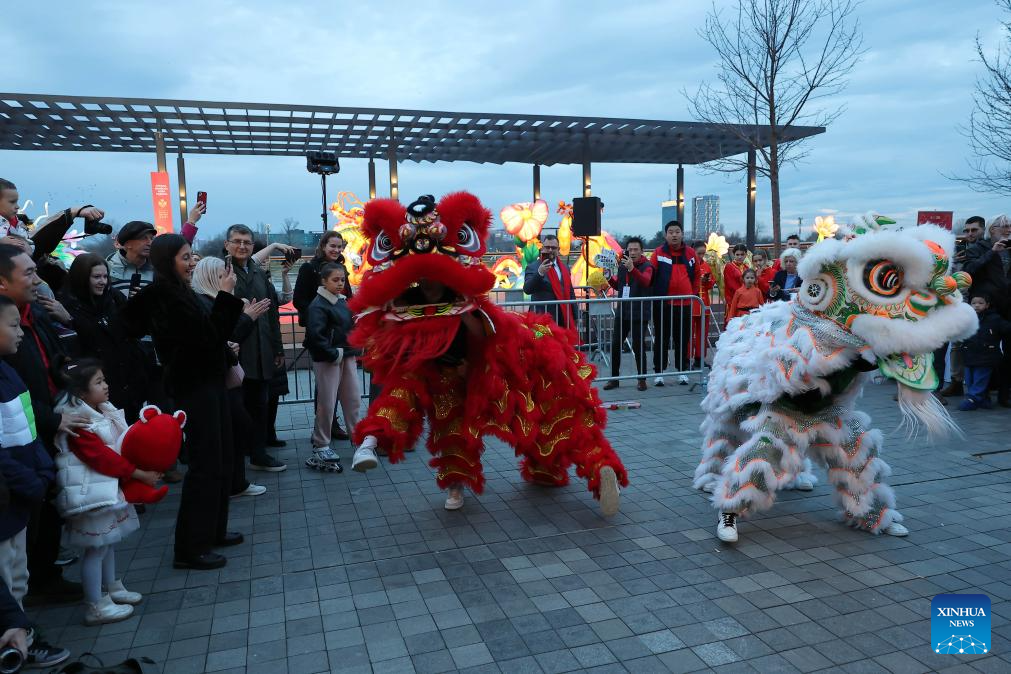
650;222;698;386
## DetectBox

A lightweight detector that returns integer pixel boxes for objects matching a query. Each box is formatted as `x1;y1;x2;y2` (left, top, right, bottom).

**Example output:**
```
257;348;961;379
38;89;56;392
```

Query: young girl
53;358;159;625
303;264;362;471
723;243;750;306
725;268;764;325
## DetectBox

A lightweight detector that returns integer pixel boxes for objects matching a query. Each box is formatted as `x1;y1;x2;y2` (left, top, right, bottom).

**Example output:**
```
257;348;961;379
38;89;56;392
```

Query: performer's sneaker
793;475;815;491
654;376;665;387
717;512;739;542
352;438;379;472
678;374;690;385
883;522;908;537
444;486;465;510
598;466;620;517
701;481;716;494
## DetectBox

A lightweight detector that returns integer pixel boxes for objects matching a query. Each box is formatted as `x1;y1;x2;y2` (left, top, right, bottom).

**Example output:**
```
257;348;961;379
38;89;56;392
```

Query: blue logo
931;594;990;654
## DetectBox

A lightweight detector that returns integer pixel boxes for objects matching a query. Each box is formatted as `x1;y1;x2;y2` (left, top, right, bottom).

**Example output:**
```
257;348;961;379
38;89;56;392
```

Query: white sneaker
106;579;142;605
444;486;465;510
598;466;620;517
717;512;739;543
883;522;908;537
231;483;267;498
701;481;716;494
678;374;690;385
654;376;665;387
84;595;134;625
352;437;379;473
793;475;815;491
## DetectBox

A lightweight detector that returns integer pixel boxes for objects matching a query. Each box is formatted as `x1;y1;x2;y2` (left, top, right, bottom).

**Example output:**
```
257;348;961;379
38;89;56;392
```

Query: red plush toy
117;405;186;504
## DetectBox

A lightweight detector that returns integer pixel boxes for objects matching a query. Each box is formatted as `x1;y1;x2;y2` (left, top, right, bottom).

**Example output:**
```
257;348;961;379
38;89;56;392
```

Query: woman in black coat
58;253;149;421
122;235;244;570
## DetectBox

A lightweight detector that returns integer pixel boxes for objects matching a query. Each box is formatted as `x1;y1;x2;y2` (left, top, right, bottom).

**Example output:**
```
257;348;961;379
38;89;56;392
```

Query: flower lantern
813;215;838;242
501;200;548;243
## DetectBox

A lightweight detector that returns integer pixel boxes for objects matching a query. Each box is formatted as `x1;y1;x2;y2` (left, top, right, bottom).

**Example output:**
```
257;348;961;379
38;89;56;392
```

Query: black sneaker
25;638;70;669
249;454;287;472
54;547;78;566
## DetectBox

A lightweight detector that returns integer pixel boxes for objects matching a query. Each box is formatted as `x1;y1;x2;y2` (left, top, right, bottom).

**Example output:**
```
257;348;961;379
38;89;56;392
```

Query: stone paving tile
22;383;1011;672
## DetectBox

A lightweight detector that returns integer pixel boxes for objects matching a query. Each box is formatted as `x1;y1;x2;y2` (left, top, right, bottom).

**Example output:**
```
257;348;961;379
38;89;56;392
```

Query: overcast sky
5;0;1010;241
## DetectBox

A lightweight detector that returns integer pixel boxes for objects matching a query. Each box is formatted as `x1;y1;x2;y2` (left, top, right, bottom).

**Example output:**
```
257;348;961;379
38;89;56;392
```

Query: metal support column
155;131;167;172
746;148;757;249
387;142;398;200
676;164;685;225
582;140;591;197
176;153;187;226
533;164;541;201
368;158;377;200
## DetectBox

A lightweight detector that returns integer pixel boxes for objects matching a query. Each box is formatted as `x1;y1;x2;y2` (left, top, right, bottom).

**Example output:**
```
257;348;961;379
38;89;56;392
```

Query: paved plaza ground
26;372;1011;673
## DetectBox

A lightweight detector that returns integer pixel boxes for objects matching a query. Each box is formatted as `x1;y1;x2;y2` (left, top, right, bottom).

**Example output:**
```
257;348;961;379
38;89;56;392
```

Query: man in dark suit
523;234;577;330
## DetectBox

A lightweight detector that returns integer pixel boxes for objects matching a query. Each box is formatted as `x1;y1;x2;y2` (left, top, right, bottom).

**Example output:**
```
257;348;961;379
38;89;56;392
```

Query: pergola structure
0;93;825;244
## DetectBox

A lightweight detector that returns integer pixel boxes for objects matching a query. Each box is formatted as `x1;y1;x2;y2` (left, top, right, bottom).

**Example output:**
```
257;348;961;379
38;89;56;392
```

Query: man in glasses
224;225;288;472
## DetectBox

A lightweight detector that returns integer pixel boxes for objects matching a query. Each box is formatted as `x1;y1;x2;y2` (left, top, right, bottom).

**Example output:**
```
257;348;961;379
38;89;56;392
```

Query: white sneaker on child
444;486;465;510
84;595;134;625
107;579;142;605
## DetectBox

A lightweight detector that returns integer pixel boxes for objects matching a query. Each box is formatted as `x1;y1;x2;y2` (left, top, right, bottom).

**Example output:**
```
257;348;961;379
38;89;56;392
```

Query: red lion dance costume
349;192;627;515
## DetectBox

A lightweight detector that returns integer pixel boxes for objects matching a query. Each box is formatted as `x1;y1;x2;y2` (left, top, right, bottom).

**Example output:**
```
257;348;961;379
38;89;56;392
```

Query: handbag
225;363;245;390
54;449;121;518
57;654;154;673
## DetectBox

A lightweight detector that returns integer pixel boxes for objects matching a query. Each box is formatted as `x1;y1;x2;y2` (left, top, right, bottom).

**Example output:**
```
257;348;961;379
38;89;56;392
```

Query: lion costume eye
371;232;395;261
864;260;904;297
456;224;481;253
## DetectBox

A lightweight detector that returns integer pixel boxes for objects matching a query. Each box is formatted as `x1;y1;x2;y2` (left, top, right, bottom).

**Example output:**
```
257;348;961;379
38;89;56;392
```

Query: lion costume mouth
381;281;475;322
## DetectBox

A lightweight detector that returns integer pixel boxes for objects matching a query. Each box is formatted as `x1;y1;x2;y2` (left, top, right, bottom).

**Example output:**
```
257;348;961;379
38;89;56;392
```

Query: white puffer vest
53;400;130;517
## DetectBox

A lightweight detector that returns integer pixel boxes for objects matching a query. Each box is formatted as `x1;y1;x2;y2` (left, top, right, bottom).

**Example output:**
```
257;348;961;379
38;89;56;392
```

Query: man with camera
603;237;653;391
523;234;577;331
224;225;287;472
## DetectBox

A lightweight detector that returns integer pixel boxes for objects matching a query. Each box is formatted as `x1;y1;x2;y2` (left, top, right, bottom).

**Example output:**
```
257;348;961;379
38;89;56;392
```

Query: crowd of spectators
0;177;357;667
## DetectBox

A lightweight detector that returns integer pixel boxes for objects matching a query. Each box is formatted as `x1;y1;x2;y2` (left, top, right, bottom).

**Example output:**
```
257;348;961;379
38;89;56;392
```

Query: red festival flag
150;172;174;234
916;211;953;230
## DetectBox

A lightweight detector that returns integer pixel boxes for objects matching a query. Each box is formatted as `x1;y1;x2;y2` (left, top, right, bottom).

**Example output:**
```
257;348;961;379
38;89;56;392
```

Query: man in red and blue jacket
649;221;698;386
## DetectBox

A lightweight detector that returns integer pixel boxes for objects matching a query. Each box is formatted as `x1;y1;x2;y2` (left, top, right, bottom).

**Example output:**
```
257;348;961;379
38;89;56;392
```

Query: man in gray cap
107;220;157;298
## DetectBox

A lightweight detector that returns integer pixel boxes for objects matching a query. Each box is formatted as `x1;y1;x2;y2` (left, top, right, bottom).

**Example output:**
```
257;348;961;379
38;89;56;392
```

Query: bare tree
281;217;300;245
958;0;1011;194
686;0;863;253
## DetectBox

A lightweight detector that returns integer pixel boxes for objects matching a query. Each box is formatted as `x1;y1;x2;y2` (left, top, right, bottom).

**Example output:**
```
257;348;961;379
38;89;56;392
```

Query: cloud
4;0;1010;241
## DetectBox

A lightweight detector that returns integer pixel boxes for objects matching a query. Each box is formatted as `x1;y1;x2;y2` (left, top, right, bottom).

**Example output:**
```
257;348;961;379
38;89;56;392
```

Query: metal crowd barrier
276;293;721;405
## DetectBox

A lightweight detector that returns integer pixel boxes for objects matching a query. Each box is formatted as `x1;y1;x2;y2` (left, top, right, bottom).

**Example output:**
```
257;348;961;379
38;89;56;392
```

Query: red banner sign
150;172;174;234
917;211;953;230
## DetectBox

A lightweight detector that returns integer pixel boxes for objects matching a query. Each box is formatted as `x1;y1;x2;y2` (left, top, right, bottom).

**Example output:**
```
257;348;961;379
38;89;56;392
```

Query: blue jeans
965;366;993;403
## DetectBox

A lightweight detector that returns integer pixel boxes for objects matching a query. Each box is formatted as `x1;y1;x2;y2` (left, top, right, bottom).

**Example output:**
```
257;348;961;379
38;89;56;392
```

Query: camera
0;646;24;673
83;219;113;236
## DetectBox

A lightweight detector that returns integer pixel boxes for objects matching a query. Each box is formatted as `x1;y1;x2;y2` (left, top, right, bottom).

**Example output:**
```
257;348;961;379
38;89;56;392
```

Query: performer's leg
352;375;428;464
692;409;746;492
428;410;486;495
818;411;905;535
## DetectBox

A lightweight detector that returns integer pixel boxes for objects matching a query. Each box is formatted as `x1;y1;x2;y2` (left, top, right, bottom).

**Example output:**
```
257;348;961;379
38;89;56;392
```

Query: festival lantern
500;200;548;242
556;201;573;255
704;232;731;300
329;191;370;286
813;215;839;242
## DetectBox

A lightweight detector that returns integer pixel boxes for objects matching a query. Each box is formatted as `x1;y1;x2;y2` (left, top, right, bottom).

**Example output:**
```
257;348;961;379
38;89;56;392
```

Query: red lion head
349;192;498;377
350;192;496;316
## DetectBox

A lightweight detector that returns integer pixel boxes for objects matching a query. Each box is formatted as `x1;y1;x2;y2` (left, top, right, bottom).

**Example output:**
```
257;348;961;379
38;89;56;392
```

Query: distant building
692;195;720;240
660;200;679;230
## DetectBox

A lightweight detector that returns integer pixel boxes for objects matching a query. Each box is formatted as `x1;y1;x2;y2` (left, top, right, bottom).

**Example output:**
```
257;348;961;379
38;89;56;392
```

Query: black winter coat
768;270;803;302
303;290;360;362
961;310;1011;369
58;289;149;420
231;262;282;381
293;258;353;326
122;281;243;397
963;240;1010;315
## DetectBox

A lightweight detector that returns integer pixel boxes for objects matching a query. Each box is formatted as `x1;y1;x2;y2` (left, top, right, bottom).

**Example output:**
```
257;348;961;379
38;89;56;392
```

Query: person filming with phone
523;234;577;331
603;237;653;391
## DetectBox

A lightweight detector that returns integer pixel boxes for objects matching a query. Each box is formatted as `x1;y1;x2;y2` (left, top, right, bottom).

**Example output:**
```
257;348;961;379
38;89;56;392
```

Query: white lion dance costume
694;216;978;542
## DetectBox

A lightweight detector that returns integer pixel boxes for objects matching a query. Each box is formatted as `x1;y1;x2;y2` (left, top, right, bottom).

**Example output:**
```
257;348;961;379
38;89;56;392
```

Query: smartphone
196;191;207;212
129;272;142;297
225;253;233;269
285;248;302;264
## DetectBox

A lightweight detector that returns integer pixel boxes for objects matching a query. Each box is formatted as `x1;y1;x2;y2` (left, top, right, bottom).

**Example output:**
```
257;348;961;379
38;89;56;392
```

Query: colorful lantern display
500;200;548;242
